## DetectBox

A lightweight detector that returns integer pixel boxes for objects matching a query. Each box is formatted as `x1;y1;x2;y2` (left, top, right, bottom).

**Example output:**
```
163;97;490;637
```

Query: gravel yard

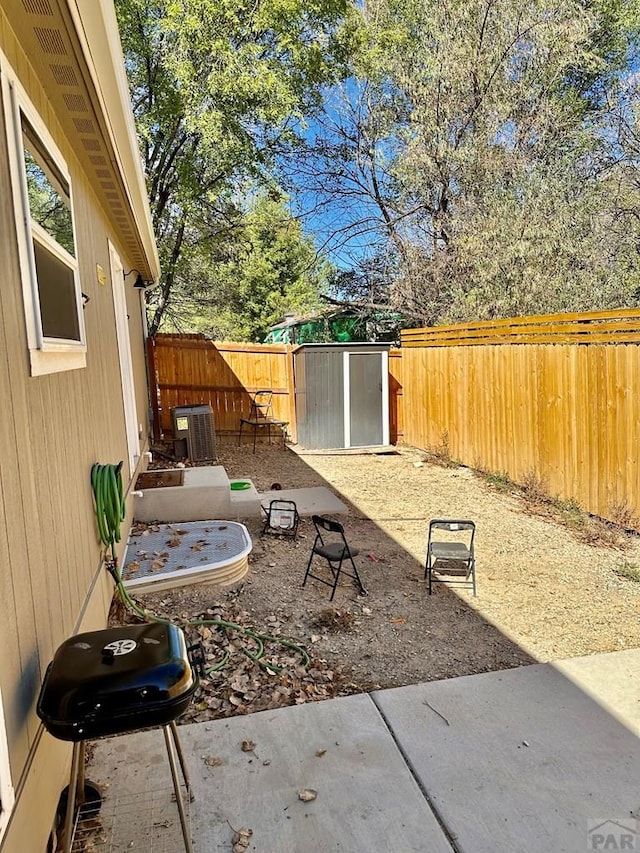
128;437;640;719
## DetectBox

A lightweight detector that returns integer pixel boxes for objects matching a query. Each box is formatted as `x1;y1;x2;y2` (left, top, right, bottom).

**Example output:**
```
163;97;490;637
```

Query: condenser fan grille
172;405;216;461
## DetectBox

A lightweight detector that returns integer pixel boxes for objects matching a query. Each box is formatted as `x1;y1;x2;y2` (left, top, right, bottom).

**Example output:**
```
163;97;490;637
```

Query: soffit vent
50;64;77;86
22;0;53;14
73;118;95;134
62;93;88;112
33;27;66;55
14;0;152;276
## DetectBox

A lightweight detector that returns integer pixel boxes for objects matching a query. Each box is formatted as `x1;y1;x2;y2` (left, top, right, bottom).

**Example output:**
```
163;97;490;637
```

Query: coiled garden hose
90;463;310;675
91;462;125;586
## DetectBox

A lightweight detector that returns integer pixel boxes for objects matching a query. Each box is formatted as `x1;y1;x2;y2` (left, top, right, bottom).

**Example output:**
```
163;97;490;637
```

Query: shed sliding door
344;351;389;448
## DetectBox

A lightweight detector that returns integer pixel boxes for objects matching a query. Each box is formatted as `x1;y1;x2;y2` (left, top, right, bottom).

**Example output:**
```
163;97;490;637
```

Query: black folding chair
425;519;476;595
303;515;367;601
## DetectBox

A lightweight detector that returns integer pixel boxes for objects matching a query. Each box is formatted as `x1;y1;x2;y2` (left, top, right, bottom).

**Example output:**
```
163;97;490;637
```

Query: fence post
285;345;297;443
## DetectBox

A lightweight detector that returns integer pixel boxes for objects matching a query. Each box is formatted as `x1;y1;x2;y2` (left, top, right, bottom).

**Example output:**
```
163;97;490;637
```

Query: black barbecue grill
38;623;200;853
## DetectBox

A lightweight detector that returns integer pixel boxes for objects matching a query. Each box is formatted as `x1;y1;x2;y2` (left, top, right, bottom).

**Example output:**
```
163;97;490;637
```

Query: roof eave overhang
1;0;159;281
66;0;160;280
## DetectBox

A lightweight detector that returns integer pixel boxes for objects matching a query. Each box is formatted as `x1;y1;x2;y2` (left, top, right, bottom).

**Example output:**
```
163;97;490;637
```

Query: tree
281;79;408;267
163;194;331;341
290;0;640;324
115;0;358;335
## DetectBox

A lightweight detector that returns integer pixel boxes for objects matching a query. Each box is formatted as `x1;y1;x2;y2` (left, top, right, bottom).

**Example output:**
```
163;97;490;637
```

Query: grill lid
37;623;197;740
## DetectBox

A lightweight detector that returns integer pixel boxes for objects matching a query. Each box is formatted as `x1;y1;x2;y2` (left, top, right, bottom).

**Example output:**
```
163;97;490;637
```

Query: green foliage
117;0;640;333
115;0;355;336
445;149;640;320
614;561;640;582
305;0;640;324
163;194;328;341
564;0;640;109
484;471;513;492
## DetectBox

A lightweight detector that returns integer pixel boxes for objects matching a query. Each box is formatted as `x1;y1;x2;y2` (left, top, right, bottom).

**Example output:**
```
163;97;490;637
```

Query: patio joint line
369;691;461;853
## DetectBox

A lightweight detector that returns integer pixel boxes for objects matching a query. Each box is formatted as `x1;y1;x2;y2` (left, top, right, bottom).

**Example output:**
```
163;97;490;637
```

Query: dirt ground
132;436;640;720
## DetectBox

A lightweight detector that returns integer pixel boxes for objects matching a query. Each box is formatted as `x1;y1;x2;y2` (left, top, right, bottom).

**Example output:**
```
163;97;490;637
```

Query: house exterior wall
0;9;151;851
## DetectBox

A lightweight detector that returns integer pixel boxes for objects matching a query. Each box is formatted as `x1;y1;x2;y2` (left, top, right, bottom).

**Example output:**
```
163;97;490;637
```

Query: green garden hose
90;462;309;675
91;462;125;554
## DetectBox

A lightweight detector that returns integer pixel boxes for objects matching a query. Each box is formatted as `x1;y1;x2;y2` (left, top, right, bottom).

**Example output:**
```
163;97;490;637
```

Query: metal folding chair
238;390;288;452
261;499;300;538
303;515;367;601
425;519;476;595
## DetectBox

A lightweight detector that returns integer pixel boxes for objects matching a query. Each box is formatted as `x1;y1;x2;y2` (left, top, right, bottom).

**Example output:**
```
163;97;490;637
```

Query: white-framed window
1;51;86;376
0;687;15;842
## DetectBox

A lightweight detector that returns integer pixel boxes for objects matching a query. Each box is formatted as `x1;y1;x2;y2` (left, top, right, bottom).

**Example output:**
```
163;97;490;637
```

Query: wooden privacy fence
148;335;296;439
401;308;640;527
147;334;404;445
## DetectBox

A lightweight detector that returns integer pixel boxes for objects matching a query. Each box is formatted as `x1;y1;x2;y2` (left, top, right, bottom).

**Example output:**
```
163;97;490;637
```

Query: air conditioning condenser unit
172;404;216;461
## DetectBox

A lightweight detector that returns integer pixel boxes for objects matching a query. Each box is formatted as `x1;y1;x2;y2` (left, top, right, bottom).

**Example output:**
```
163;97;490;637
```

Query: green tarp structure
264;310;402;345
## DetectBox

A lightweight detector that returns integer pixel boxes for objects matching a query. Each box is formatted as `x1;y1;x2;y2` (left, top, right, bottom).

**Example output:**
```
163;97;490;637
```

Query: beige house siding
0;6;153;851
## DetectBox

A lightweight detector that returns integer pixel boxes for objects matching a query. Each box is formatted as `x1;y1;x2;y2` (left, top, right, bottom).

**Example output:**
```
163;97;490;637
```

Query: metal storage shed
293;343;391;450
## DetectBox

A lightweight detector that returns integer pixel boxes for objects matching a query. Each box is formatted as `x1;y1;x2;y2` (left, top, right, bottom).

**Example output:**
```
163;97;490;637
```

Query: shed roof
293;342;392;353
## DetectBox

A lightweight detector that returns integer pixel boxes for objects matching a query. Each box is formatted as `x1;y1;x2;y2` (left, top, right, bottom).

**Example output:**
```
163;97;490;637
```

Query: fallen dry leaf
203;755;223;767
232;827;253;853
298;789;317;802
241;740;255;752
315;749;327;758
120;595;345;728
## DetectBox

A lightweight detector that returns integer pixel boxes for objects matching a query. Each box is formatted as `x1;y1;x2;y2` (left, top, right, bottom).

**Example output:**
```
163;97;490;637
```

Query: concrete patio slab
226;484;349;519
373;652;640;853
89;693;453;852
84;649;640;853
553;646;640;735
259;486;348;516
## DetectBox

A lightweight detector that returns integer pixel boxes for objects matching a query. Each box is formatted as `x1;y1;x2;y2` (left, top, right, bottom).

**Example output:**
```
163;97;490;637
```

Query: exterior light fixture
123;269;151;289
